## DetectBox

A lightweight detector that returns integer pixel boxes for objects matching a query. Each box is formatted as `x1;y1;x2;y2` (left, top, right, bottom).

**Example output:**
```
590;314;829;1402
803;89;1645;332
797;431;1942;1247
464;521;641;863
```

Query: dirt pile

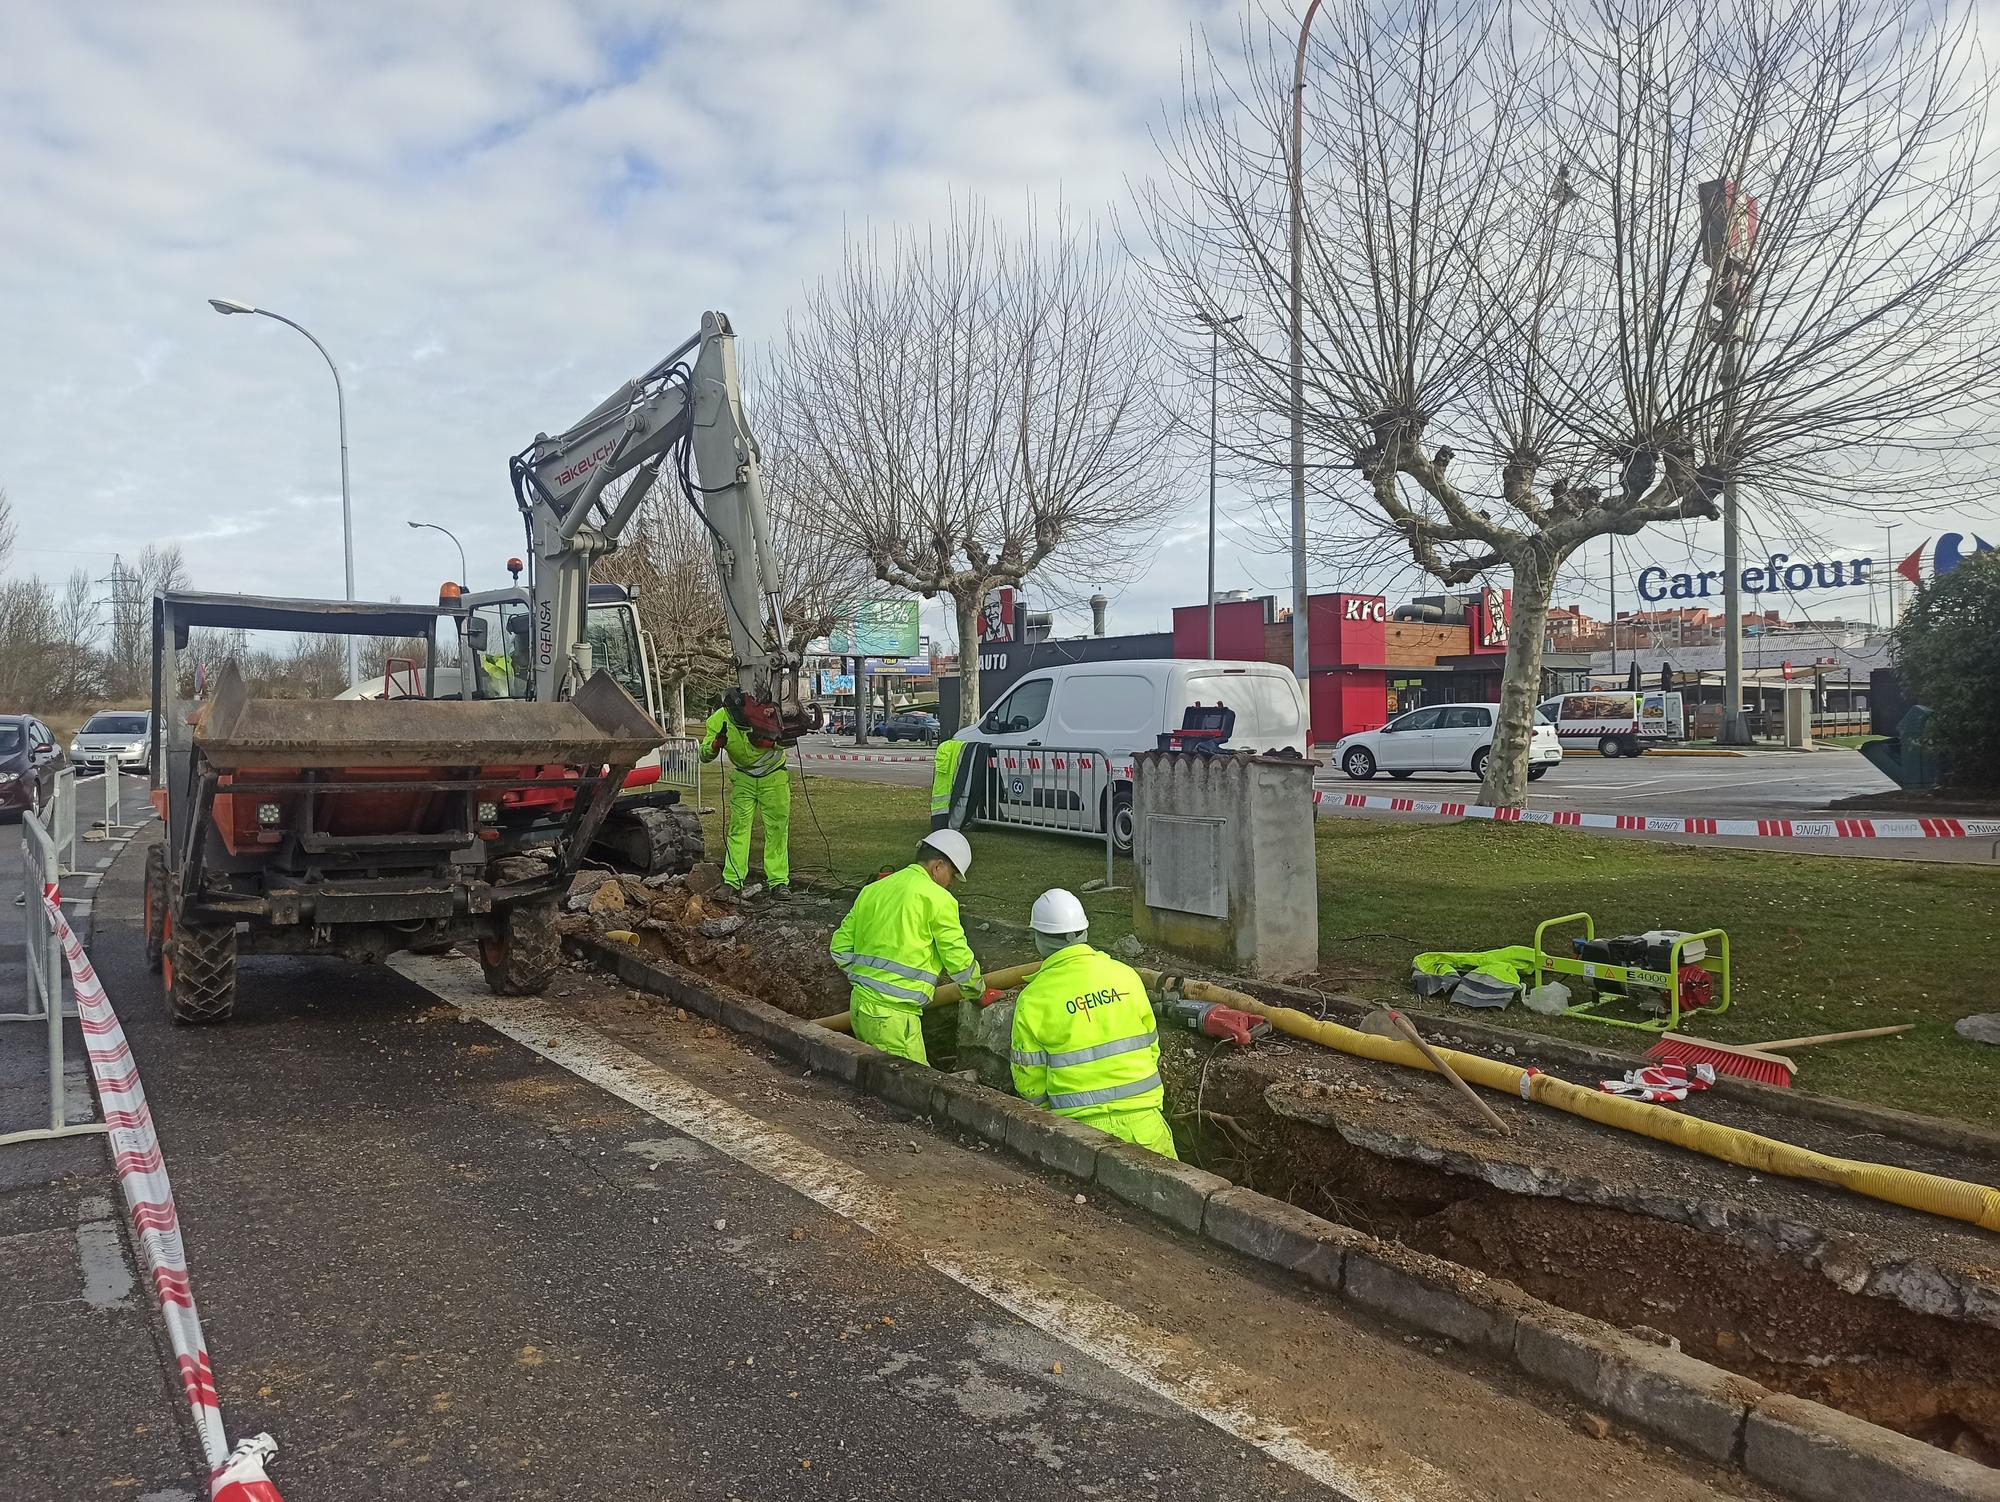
557;867;850;1019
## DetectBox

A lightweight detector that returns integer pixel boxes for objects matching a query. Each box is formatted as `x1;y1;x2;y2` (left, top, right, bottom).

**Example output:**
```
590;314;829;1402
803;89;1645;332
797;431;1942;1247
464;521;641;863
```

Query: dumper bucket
193;662;663;773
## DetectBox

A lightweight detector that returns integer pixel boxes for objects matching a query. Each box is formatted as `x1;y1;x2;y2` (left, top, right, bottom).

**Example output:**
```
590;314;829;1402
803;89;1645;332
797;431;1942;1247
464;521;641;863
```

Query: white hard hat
919;827;973;876
1030;888;1089;935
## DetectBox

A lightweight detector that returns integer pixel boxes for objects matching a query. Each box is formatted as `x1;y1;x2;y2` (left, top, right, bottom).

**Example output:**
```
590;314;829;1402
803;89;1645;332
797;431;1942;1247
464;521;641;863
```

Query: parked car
0;715;63;819
950;659;1310;853
875;712;941;744
1331;703;1562;781
1537;691;1685;758
69;709;155;776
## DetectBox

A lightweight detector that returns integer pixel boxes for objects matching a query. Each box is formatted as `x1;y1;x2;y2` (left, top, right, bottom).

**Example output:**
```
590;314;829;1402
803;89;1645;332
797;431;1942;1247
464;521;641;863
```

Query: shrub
1891;551;2000;788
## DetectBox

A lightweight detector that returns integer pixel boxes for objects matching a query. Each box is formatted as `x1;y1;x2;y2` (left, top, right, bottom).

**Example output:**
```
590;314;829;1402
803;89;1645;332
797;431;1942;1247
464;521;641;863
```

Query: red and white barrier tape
1312;788;2000;840
797;750;931;765
41;892;284;1500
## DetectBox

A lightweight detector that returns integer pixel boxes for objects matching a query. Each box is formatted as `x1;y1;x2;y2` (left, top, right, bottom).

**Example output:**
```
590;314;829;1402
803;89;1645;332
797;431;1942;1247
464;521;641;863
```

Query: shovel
1360;1007;1512;1136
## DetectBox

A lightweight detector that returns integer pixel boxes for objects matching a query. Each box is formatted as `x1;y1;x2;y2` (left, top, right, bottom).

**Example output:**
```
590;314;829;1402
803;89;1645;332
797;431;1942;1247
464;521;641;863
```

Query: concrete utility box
1783;684;1813;749
1131;751;1319;978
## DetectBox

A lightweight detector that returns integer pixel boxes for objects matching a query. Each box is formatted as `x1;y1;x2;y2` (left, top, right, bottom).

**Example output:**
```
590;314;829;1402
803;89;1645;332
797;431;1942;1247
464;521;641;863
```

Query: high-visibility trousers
1067;1103;1179;1159
850;993;928;1066
723;769;791;889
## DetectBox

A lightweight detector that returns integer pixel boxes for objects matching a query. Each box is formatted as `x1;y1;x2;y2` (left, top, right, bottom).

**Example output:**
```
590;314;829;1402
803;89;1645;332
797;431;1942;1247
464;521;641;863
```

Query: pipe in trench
813;961;2000;1234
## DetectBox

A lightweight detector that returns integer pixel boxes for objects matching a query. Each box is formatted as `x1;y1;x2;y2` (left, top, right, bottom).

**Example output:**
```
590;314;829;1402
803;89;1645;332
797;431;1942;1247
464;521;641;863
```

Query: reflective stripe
843;953;939;986
742;749;787;777
1044;1072;1163;1111
849;975;931;1004
948;964;979;985
1011;1030;1157;1070
830;950;854;971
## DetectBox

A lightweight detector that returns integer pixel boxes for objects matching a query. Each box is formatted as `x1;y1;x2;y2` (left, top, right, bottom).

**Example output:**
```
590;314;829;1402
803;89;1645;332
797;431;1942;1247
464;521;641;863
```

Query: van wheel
1108;786;1135;857
1343;748;1377;780
1598;736;1624;759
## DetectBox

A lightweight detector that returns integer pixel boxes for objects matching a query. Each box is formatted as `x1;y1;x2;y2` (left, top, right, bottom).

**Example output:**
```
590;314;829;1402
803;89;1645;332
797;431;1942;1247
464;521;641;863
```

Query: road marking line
391;953;1414;1502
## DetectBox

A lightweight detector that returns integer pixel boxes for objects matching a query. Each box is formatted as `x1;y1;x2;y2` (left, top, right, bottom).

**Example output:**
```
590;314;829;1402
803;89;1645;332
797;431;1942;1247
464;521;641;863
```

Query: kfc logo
1342;597;1387;622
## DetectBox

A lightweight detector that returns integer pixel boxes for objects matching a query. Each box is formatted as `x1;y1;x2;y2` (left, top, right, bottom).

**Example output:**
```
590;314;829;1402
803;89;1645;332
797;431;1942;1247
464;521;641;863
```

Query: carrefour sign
1636;552;1871;603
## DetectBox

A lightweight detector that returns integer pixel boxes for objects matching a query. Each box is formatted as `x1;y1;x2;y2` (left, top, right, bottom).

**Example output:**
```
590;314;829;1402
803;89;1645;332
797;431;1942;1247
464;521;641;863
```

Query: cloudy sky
5;0;1996;653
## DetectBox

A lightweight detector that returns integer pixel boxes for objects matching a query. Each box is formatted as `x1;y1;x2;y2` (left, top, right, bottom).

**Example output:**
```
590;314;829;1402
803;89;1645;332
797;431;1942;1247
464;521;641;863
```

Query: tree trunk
952;587;988;730
1476;557;1557;808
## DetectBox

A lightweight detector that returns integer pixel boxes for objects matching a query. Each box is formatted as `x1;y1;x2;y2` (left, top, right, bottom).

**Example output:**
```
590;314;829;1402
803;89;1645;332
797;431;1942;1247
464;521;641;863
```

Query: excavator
357;310;816;874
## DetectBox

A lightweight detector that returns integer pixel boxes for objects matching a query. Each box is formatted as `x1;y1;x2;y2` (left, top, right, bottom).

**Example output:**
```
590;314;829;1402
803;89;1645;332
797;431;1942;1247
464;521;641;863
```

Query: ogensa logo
1064;986;1127;1015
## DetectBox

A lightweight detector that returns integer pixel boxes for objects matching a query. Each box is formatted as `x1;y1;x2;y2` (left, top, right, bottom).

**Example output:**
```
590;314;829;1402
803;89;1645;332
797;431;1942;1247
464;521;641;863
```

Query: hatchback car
69;709;154;776
1332;703;1562;781
0;715;63;818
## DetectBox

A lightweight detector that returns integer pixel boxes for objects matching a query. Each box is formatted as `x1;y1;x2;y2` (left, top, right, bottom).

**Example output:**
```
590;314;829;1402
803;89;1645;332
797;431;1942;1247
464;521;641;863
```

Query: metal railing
967;742;1126;890
657;735;707;812
1;808;107;1147
51;762;78;874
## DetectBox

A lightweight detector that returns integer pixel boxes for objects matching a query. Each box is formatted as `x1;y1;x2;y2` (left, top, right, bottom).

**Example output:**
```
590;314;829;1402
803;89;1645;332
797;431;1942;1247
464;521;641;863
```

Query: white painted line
391;953;1415;1502
95;857;112;869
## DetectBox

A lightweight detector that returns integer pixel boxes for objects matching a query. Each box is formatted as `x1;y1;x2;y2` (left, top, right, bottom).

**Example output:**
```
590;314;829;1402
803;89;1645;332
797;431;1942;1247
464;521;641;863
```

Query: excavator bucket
194;662;662;772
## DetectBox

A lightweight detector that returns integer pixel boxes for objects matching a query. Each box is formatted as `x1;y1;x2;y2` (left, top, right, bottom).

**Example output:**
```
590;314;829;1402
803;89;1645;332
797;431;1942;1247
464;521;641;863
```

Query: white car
1331;703;1562;781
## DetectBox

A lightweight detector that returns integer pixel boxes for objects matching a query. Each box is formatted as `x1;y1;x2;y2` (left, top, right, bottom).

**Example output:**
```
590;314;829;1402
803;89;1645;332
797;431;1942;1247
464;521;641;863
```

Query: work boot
765;885;793;907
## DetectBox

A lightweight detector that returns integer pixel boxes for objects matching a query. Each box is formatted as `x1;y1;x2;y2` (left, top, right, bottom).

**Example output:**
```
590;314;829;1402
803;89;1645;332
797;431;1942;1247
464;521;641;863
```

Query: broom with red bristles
1644;1024;1914;1086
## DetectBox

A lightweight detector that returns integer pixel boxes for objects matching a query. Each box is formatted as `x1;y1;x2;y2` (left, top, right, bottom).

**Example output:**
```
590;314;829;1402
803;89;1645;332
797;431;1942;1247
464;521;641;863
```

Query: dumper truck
141;591;662;1022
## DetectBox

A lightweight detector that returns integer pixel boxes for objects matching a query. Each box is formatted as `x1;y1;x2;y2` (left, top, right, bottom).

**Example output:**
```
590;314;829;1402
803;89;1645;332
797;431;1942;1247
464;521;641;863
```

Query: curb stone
1744;1393;2000;1502
1513;1311;1762;1465
1094;1143;1230;1233
566;934;1969;1502
1201;1187;1356;1291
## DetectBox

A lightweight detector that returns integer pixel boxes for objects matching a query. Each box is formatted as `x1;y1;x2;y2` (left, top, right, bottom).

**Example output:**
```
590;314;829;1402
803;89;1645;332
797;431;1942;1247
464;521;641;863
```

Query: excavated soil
1159;1038;2000;1466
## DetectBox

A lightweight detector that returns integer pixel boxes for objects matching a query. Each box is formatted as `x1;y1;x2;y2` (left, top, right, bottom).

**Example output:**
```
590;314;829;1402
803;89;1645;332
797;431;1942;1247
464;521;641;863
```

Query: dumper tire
164;910;237;1025
481;901;558;997
143;845;167;972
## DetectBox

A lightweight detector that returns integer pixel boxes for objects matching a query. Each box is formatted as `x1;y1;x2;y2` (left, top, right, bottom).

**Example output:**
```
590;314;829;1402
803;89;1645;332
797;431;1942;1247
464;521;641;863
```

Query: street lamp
1198;311;1244;658
1288;0;1326;690
208;297;358;686
407;520;469;591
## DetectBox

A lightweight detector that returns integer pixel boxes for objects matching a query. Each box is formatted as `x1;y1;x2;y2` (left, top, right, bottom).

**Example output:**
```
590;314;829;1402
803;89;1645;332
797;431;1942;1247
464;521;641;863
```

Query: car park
0;714;63;818
949;658;1310;853
69;709;154;775
1331;702;1562;781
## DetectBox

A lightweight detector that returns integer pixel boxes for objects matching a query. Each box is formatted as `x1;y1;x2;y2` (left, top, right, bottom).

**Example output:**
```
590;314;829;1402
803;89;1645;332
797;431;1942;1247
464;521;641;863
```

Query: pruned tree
783;201;1182;727
1137;0;2000;803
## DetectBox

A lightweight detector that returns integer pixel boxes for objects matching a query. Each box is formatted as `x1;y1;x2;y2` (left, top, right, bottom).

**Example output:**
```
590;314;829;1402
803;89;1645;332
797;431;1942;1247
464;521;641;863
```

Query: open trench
1151;1044;2000;1469
565;872;2000;1472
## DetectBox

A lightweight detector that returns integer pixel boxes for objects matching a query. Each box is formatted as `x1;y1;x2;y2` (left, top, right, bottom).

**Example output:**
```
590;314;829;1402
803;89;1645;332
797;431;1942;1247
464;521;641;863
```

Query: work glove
979;988;1007;1008
707;729;728;757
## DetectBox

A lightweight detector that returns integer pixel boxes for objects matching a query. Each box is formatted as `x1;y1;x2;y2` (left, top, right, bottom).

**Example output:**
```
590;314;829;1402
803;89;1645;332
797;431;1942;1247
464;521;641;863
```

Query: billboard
825;598;921;658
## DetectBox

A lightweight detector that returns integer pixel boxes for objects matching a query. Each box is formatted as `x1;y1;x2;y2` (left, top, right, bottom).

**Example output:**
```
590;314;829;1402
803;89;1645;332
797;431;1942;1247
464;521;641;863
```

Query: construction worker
929;734;967;830
1009;889;1177;1158
830;829;980;1065
701;688;791;898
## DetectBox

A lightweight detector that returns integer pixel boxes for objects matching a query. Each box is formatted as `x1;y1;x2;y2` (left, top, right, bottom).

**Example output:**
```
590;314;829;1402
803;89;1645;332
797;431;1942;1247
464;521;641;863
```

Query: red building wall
1172;600;1269;661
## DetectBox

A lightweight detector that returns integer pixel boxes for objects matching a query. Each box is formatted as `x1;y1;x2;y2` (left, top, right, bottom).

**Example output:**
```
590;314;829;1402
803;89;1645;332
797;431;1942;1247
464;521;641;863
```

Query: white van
949;659;1310;853
1538;690;1686;757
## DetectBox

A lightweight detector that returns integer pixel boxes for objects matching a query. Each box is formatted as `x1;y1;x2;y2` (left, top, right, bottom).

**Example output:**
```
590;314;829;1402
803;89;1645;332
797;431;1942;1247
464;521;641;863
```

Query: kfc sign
1342;596;1387;623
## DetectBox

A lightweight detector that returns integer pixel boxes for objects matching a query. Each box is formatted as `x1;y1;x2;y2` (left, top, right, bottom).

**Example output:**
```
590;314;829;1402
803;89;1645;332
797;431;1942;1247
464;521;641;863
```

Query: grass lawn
705;769;2000;1128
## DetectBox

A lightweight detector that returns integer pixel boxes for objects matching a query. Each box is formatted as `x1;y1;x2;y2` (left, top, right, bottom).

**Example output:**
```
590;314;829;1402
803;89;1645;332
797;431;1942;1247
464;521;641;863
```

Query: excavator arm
505;311;808;740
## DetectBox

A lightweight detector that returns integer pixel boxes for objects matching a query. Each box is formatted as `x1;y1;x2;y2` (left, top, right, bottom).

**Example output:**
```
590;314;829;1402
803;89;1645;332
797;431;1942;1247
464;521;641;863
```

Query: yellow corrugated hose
1157;976;2000;1236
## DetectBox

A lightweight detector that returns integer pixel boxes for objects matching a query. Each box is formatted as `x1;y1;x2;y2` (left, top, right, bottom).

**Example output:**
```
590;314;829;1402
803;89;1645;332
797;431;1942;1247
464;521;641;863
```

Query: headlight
127;742;146;756
256;802;282;827
69;741;80;754
0;772;17;785
476;800;500;824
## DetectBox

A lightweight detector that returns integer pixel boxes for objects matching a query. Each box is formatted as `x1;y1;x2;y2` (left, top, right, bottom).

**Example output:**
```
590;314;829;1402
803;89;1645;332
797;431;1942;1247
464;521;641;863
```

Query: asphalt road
5;825;1771;1501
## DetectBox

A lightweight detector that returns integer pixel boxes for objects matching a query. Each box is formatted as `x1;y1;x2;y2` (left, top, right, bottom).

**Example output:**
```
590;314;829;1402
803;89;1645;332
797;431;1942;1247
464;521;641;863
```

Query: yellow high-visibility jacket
701;706;785;778
930;737;967;817
1010;944;1164;1120
830;865;982;1016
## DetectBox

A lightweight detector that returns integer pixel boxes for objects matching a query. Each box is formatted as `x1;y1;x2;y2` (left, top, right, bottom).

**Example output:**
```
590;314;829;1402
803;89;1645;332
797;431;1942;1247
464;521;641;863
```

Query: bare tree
50;567;103;705
0;489;16;575
784;202;1183;727
0;577;60;708
1137;0;2000;802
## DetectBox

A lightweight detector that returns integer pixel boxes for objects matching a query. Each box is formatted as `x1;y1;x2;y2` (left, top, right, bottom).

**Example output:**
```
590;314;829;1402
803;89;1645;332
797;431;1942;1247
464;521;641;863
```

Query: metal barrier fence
658;736;706;811
96;753;130;835
0;808;106;1147
51;762;79;875
968;743;1125;890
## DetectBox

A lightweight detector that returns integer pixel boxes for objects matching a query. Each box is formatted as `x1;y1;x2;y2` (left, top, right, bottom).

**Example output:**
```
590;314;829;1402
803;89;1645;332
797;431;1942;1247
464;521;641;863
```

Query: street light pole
1199;311;1244;658
1289;0;1326;690
208;297;358;687
407;520;469;590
